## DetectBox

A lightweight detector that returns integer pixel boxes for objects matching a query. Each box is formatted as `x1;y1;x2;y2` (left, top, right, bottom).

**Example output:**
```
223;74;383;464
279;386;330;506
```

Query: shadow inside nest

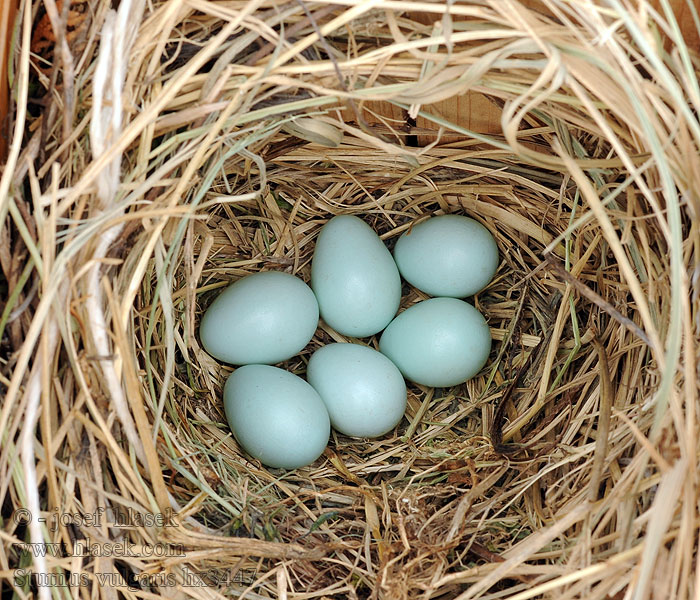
161;146;615;584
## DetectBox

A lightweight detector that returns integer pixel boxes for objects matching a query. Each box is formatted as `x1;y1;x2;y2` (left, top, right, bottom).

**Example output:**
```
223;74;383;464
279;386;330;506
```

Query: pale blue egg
393;215;499;297
311;215;401;337
199;271;319;365
379;298;491;387
307;343;407;438
224;365;330;469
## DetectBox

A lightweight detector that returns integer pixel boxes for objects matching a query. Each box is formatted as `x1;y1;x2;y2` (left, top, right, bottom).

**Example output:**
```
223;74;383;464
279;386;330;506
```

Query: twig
467;541;533;585
0;0;30;227
293;0;380;140
545;255;651;347
245;4;337;66
588;335;613;502
40;0;75;160
86;0;147;465
490;330;551;455
21;328;60;600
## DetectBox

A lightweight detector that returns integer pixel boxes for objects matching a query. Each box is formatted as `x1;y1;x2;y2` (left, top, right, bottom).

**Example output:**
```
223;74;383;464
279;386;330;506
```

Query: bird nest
2;1;699;599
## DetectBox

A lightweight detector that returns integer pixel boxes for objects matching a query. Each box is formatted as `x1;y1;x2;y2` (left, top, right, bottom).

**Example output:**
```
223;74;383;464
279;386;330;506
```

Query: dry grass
1;1;699;599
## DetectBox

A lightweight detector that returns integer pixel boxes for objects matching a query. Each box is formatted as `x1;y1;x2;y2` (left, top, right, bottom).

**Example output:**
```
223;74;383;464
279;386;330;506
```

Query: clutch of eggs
199;213;498;469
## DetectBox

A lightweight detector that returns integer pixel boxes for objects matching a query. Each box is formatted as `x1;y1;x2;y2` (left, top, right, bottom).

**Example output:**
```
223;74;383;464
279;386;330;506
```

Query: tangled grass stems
1;1;699;599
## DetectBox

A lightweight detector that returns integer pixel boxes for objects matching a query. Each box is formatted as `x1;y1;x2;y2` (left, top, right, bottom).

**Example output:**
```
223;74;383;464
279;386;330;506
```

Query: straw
2;1;698;599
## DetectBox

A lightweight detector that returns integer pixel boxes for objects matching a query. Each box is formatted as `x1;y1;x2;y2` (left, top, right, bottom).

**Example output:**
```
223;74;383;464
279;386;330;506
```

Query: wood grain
651;0;700;48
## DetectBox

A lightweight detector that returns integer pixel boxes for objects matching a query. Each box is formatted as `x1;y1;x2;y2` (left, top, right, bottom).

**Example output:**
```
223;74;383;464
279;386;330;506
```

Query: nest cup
4;1;699;599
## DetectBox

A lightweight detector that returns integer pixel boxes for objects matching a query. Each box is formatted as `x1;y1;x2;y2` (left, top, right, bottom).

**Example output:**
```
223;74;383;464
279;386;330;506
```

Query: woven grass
2;0;699;598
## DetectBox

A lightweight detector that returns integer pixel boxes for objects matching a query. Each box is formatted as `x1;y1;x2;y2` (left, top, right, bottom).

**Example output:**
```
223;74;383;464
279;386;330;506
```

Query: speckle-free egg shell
307;343;407;438
224;365;330;469
311;215;401;337
379;297;491;387
199;271;319;365
393;215;499;298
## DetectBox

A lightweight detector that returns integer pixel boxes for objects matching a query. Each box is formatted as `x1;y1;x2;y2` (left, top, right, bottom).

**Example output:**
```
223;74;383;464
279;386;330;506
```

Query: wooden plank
416;93;502;145
651;0;700;48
